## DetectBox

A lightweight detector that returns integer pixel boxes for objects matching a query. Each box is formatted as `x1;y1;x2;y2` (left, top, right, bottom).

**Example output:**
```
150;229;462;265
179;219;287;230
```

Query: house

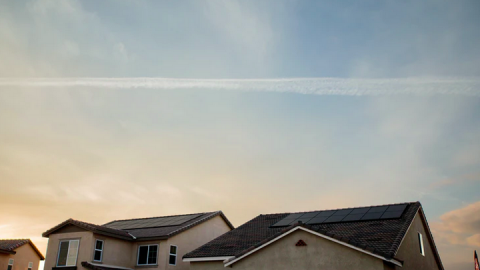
42;211;233;270
0;239;45;270
183;202;444;270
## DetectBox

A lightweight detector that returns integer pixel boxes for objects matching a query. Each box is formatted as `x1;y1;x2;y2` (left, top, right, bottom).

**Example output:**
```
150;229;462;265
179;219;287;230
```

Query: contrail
0;77;479;96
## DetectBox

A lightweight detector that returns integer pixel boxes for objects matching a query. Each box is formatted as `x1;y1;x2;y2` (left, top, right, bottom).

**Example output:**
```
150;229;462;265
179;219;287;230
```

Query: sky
0;0;479;269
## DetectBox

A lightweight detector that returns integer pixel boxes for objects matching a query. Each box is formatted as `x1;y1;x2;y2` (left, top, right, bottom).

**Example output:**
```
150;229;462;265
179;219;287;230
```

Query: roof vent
295;240;307;246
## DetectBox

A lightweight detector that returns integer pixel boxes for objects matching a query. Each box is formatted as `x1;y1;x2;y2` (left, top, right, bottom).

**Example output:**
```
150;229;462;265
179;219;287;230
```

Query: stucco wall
394;212;441;270
0;244;42;270
44;230;95;270
190;229;385;270
93;234;134;267
166;215;231;270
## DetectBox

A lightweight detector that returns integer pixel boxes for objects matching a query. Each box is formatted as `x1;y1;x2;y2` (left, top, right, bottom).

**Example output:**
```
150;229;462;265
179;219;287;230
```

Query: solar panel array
271;204;408;227
106;214;203;230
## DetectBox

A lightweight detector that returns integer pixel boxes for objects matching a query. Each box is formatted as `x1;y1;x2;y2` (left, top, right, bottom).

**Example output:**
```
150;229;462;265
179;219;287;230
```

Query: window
93;240;104;262
137;245;158;265
28;262;33;270
56;240;80;267
168;246;177;266
418;232;425;256
7;259;13;270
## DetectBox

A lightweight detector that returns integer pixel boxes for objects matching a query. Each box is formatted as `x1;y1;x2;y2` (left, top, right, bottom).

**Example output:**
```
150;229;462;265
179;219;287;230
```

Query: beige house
184;202;444;270
42;212;233;270
0;239;45;270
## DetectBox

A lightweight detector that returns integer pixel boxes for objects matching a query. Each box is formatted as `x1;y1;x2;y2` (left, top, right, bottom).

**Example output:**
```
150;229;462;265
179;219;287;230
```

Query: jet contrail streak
0;77;479;96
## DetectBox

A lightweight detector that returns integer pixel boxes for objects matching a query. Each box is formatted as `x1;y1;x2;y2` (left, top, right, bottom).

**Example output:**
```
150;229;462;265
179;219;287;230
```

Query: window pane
170;246;177;255
57;241;69;266
138;246;148;265
95;240;103;250
28;263;33;268
169;255;176;265
7;266;12;270
94;250;102;261
66;240;79;266
147;245;158;265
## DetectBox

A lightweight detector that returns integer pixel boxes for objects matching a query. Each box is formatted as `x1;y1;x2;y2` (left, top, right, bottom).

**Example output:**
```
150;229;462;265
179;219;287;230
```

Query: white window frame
136;244;159;266
168;245;177;266
93;240;104;262
418;232;425;256
28;262;33;270
7;259;14;270
56;239;80;267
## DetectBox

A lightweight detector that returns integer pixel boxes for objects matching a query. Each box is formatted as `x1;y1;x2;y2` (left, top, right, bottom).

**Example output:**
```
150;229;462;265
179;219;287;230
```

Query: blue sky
0;1;480;269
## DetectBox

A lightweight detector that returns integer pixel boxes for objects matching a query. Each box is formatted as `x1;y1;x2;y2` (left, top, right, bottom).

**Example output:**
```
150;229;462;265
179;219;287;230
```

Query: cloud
1;77;479;96
437;201;480;234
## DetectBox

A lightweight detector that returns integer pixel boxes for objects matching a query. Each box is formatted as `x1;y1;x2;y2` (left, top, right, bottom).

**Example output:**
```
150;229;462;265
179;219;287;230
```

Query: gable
224;226;402;268
395;211;443;269
232;229;385;270
54;224;89;234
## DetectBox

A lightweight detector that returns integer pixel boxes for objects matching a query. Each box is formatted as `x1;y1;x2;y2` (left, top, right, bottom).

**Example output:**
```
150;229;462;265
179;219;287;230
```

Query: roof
0;239;45;260
184;202;435;265
81;262;133;270
43;211;234;241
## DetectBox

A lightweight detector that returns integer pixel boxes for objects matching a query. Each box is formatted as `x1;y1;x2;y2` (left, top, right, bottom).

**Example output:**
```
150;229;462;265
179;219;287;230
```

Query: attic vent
295;240;307;246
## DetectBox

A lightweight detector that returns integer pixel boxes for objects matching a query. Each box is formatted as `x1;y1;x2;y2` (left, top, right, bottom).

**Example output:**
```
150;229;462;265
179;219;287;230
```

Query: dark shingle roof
42;219;133;240
0;239;45;260
43;211;233;241
184;202;421;261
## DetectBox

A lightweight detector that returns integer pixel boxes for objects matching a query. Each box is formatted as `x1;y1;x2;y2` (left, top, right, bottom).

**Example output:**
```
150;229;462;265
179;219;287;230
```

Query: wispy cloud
1;77;480;96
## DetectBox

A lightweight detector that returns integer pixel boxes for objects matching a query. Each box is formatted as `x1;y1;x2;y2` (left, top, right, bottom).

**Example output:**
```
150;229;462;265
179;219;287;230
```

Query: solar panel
361;212;384;220
380;211;403;219
289;217;314;225
315;210;337;217
367;206;389;213
271;219;296;227
386;204;407;212
306;216;328;224
350;207;370;214
342;213;365;221
324;215;345;223
272;204;408;227
333;209;353;216
301;212;320;218
105;213;204;229
271;213;304;227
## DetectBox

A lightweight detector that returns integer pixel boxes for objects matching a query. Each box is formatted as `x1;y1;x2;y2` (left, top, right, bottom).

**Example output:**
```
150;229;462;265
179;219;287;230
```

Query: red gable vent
295;240;307;246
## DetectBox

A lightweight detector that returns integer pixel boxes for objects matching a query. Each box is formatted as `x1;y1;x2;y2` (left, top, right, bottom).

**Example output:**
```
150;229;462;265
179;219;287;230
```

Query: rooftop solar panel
106;213;204;229
315;210;337;217
380;211;404;219
350;207;370;214
271;204;408;227
367;206;388;213
342;213;365;221
301;212;319;218
306;216;328;224
271;219;296;227
324;215;345;223
333;209;353;216
386;204;407;212
361;212;384;220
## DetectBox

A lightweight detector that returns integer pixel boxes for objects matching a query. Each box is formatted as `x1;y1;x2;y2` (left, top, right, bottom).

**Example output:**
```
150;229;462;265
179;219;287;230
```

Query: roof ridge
265;201;418;216
104;211;216;225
